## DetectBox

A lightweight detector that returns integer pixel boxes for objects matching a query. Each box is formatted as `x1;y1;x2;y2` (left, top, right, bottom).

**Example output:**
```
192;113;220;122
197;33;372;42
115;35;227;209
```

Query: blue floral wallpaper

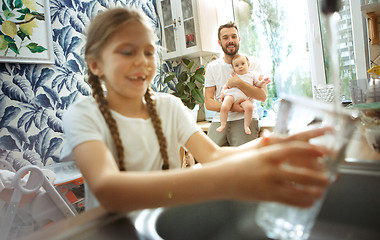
0;0;183;170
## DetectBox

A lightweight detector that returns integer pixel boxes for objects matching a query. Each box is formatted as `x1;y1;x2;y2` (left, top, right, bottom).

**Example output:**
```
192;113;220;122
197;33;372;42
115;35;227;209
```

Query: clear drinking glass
255;95;357;240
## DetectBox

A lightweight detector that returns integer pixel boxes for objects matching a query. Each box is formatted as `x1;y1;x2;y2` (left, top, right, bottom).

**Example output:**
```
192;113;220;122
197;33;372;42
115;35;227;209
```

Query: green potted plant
164;59;205;110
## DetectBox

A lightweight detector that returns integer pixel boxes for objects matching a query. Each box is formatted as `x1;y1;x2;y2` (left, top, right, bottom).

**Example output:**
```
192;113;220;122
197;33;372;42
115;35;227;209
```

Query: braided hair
85;8;169;171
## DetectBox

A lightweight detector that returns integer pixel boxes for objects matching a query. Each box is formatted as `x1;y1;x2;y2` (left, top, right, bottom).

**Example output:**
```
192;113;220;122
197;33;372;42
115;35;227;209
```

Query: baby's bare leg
241;100;254;135
217;95;234;133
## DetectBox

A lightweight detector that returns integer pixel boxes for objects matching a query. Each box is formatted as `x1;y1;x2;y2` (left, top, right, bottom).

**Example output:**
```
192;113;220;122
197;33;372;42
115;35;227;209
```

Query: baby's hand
256;77;271;88
220;92;225;101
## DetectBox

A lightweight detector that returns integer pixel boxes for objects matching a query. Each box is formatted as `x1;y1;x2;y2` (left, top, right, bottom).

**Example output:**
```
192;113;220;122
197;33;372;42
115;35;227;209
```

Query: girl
61;8;329;214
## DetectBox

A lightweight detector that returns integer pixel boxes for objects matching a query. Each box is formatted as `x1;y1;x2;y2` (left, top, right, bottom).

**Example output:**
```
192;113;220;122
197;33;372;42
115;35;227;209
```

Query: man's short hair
218;21;239;41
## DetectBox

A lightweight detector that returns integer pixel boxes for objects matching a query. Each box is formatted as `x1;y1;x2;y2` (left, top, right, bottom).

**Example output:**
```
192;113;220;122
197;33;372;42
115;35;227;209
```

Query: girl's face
88;20;157;102
232;56;249;75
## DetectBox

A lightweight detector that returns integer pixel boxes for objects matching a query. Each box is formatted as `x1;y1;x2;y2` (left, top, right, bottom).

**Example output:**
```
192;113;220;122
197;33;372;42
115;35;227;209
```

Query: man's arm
204;86;222;112
226;72;267;102
205;86;244;113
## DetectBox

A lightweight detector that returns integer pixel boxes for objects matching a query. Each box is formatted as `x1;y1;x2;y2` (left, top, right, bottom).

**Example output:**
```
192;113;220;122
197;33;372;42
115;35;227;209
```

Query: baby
217;54;271;135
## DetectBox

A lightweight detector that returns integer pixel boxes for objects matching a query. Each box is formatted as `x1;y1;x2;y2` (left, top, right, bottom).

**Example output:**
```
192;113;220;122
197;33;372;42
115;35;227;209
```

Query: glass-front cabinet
156;0;233;61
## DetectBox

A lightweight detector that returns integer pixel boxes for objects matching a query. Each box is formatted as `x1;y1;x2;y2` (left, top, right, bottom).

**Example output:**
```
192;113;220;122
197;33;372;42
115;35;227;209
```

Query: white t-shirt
204;56;263;122
61;92;201;210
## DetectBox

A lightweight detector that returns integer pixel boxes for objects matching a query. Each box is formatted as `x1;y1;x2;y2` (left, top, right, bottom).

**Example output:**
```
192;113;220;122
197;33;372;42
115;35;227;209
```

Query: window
316;0;358;100
233;0;368;108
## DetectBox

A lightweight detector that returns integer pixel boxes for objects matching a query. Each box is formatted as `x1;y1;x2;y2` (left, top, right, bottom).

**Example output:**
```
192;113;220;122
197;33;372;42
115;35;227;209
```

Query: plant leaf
16;15;25;20
164;74;175;83
192;89;204;104
0;106;21;128
187;82;196;90
47;114;63;133
0;135;20;151
23;150;42;166
179;72;188;82
175;82;185;93
187;60;194;70
187;102;196;110
195;67;205;75
2;76;34;103
17;8;30;14
4;35;15;43
14;0;23;8
7;0;14;10
182;58;190;65
8;42;19;54
6;126;29;149
194;74;205;84
45;137;63;163
2;0;10;12
26;43;47;53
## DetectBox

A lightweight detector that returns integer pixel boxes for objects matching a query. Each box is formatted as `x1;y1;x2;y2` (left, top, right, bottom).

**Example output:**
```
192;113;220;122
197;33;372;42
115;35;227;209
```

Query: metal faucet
321;0;341;14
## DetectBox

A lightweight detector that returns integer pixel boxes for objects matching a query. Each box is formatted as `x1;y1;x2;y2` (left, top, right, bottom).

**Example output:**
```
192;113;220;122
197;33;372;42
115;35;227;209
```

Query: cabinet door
157;0;179;56
156;0;223;60
180;0;198;50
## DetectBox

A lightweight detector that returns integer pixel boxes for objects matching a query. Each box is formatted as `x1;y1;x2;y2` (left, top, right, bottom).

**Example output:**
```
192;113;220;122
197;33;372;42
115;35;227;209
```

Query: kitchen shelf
361;2;380;16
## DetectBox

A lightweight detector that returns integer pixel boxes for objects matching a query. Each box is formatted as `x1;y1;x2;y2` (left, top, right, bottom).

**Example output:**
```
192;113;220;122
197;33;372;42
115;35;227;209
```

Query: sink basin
135;159;380;240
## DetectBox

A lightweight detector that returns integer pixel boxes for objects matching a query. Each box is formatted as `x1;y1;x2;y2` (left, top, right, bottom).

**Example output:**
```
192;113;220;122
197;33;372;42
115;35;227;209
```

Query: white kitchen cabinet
156;0;233;61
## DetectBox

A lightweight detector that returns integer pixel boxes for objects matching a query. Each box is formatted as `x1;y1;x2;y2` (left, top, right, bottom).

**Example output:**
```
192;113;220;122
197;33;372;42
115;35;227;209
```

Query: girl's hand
240;127;333;150
265;126;333;146
221;141;329;208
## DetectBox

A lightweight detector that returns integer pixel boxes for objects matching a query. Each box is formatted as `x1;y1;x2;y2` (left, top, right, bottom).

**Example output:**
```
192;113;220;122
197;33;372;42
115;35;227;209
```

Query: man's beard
222;43;239;56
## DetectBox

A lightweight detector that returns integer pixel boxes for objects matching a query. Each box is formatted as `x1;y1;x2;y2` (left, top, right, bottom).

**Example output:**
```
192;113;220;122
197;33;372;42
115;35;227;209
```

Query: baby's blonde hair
85;8;169;171
231;54;249;66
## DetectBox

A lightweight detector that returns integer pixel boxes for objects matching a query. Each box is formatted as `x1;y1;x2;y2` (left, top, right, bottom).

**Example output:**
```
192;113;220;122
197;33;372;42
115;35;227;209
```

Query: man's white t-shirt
204;56;263;122
61;92;201;210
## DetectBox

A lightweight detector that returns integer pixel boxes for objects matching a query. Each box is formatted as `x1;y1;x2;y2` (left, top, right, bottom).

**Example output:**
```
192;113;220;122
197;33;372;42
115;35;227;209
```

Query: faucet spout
321;0;341;14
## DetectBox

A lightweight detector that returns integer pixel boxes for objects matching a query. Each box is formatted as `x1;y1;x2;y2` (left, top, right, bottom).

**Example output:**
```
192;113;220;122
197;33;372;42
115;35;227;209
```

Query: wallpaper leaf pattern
0;0;162;170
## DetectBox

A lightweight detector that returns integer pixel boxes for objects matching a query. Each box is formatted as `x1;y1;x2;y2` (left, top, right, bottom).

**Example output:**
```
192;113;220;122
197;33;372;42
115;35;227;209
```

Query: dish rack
0;161;78;240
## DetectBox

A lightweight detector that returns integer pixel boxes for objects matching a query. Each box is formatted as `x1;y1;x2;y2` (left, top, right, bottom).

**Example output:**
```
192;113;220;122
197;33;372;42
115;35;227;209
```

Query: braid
88;72;126;171
144;88;170;170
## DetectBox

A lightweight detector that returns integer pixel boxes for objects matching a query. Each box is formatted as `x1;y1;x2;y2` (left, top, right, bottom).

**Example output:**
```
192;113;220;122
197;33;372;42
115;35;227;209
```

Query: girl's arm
184;131;232;163
73;140;226;212
184;126;331;164
73;131;329;213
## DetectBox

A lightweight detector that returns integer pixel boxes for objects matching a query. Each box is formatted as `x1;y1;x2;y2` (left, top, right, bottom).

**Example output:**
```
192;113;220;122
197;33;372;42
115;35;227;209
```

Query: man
204;22;267;146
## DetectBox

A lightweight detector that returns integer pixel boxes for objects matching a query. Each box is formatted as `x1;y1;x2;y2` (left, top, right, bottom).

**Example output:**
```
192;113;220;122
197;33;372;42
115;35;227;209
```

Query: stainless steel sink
135;159;380;240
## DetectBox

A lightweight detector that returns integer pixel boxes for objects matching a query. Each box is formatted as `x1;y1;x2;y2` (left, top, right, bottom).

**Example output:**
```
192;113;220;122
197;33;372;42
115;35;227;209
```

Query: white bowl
365;125;380;153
